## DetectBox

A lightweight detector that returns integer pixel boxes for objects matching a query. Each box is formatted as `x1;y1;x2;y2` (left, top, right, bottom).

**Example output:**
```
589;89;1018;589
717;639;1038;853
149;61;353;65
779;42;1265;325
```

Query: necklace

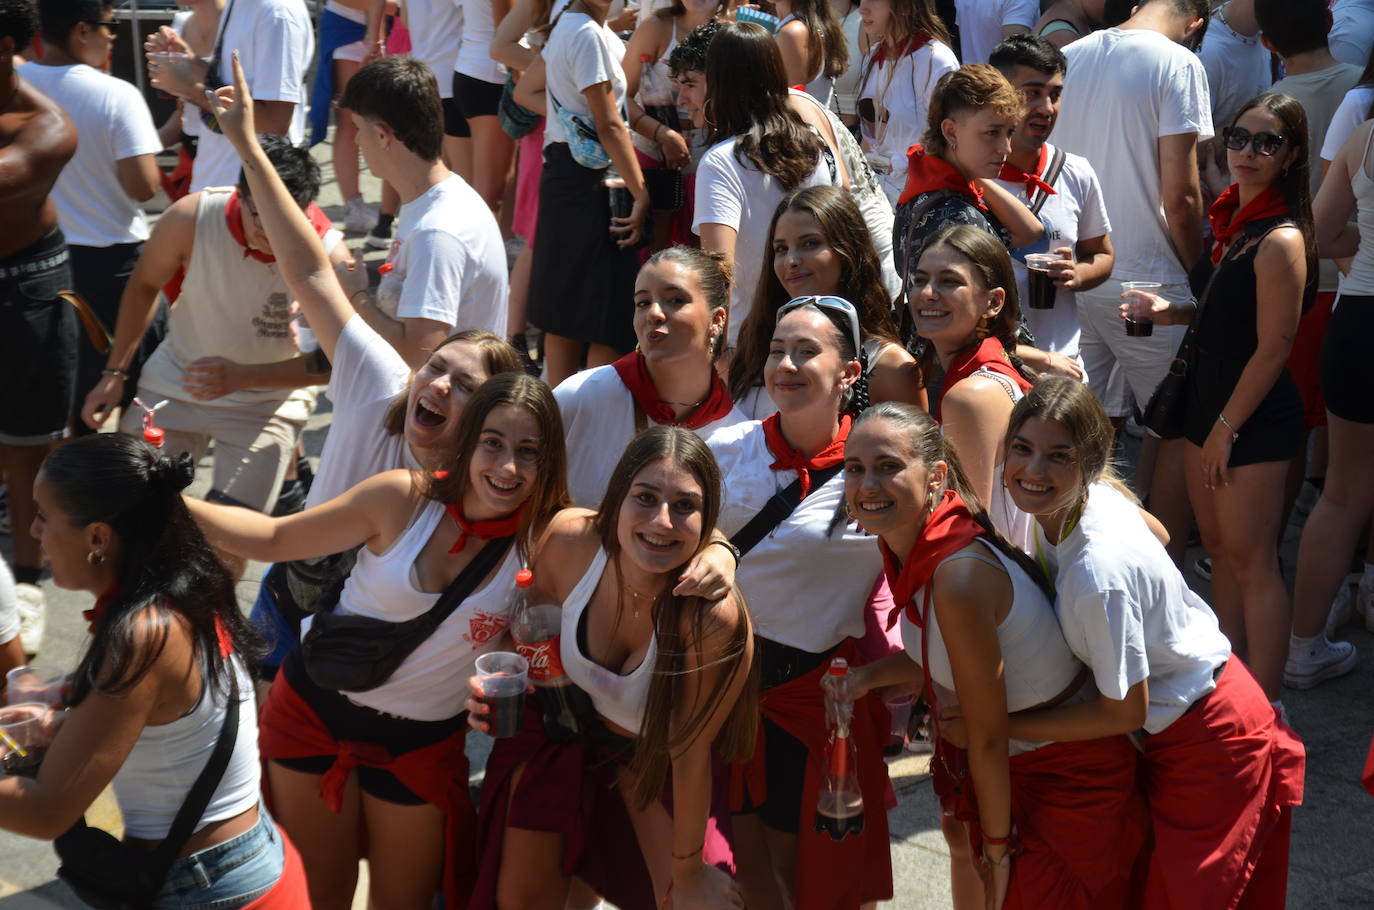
622;582;660;618
661;394;708;409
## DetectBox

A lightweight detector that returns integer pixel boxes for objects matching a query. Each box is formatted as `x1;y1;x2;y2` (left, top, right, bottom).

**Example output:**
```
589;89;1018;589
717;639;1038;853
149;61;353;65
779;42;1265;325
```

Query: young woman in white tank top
838;402;1146;910
773;0;848;109
467;427;754;910
187;373;570;910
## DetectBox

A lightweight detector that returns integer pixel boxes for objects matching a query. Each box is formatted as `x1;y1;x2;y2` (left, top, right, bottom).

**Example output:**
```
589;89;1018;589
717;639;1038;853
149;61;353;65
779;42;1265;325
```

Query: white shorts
332;40;367;64
1075;280;1192;419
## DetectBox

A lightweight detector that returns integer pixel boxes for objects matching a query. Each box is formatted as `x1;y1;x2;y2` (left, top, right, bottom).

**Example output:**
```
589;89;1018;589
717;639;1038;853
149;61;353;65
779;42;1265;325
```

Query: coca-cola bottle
639;54;681;133
510;570;591;740
815;657;865;841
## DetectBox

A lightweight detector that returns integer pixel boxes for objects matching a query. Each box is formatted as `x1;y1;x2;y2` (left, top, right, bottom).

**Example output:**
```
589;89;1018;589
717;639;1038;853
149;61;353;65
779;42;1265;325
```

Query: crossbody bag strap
205;0;237;78
416;535;515;633
729;463;842;557
1028;146;1066;216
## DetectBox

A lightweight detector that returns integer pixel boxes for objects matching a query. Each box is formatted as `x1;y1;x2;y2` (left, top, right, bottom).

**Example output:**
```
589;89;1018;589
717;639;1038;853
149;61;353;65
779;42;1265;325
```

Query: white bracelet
1217;413;1239;442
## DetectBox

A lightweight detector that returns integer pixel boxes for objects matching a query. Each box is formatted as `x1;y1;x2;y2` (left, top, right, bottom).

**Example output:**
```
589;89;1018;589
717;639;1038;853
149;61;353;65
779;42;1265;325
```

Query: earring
975;315;991;341
87;550;105;566
1281;165;1290;178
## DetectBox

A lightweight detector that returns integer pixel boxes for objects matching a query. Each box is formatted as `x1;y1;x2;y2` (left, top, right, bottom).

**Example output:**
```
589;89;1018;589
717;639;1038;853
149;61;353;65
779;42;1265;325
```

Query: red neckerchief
1208;184;1289;264
85;585;233;656
445;503;523;554
935;337;1032;422
611;351;735;430
897;144;987;210
761;412;851;499
880;489;984;628
872;31;931;67
998;143;1057;199
161;191;334;304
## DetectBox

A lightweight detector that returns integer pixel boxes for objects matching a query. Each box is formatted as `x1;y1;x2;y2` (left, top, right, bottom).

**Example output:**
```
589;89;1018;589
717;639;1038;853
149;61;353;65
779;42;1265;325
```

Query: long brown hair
425;373;570;562
381;330;524;437
593;428;757;809
781;0;850;79
884;0;950;47
1230;92;1317;312
732;186;901;402
704;21;824;188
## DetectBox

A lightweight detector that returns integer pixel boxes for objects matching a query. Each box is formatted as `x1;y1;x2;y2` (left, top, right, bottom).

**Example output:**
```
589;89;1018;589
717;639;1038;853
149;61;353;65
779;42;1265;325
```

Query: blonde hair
922;64;1025;158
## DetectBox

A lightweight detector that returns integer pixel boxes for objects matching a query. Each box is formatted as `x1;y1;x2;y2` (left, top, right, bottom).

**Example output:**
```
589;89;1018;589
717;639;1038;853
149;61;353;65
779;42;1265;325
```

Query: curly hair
0;0;38;47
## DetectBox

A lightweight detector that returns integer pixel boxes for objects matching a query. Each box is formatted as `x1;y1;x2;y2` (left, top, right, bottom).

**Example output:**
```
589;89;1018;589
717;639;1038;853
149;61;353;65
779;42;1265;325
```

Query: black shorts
0;230;76;445
443;88;470;138
452;71;504;121
1321;293;1374;423
275;649;466;805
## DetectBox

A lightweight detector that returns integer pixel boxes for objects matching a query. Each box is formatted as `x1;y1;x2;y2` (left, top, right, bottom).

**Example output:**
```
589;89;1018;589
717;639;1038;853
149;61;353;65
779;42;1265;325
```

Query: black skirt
527;142;638;353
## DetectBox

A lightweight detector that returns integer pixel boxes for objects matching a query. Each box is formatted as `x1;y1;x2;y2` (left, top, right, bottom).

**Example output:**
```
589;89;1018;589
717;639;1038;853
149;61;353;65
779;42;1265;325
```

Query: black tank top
1194;216;1295;363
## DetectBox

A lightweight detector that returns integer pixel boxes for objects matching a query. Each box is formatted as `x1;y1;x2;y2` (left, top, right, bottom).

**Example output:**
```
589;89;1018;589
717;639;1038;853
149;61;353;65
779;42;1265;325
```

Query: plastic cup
475;652;528;739
0;703;55;777
1121;281;1162;337
6;664;67;707
1024;254;1058;310
884;694;915;756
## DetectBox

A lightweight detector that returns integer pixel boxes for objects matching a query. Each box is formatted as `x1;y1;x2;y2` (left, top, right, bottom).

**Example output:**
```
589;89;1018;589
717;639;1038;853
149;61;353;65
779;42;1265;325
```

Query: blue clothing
153;805;284;909
309;9;367;146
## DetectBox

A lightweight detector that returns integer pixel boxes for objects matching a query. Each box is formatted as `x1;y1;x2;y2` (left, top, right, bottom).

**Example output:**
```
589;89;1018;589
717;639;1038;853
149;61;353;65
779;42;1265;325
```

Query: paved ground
1;140;1371;909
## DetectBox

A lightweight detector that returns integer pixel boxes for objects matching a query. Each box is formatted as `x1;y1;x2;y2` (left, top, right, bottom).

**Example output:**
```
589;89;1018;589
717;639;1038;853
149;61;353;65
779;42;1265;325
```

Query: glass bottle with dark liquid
510;570;594;740
816;658;865;841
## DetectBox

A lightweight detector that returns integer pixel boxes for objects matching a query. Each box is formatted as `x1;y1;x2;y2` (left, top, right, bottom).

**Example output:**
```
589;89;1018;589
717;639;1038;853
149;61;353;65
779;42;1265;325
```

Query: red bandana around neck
224;190;334;264
872;30;931;67
611;351;735;430
1208;184;1289;264
445;503;524;554
881;489;985;628
761;412;852;499
998;143;1058;199
936;337;1032;422
897;144;987;209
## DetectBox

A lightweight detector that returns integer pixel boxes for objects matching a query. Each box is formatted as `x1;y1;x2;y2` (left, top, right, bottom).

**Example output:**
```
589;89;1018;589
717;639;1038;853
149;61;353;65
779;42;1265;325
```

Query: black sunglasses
1221;126;1287;158
80;18;119;34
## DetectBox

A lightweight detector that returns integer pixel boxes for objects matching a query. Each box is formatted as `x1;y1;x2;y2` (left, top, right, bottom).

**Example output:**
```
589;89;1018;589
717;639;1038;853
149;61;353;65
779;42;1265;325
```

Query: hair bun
149;452;196;494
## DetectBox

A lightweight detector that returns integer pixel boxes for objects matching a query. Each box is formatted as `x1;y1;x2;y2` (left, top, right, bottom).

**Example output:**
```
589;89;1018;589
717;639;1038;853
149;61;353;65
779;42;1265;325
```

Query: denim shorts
0;229;77;444
153;806;284;910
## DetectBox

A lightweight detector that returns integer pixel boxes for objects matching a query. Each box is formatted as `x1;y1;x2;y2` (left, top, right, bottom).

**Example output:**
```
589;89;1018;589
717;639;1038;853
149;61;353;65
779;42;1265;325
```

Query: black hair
340;55;445;162
1140;0;1209;47
0;0;39;47
988;33;1067;79
667;17;721;77
238;134;321;208
40;435;262;706
37;0;110;47
1254;0;1330;58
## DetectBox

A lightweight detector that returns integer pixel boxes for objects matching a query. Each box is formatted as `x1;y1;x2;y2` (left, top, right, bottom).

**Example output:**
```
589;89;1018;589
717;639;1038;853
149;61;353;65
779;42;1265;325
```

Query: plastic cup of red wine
1121;281;1162;337
6;664;68;707
0;703;54;778
1024;254;1058;310
475;652;528;739
884;694;915;756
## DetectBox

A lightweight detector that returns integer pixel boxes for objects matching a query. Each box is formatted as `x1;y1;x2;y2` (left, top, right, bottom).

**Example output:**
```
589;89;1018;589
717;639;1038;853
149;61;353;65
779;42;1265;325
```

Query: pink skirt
512;122;546;244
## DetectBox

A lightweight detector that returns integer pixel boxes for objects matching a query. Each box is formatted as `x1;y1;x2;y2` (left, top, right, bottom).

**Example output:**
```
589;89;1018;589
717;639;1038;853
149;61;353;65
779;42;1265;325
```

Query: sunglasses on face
1221;126;1287;157
776;295;863;354
81;18;119;34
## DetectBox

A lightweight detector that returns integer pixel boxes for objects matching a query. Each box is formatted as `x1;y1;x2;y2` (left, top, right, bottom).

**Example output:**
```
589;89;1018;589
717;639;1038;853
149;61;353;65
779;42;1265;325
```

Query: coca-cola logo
465;612;507;645
515;637;566;681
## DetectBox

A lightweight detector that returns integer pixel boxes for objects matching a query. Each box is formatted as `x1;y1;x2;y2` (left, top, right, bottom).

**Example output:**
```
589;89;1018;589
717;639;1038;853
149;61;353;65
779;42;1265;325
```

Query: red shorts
1286;291;1335;429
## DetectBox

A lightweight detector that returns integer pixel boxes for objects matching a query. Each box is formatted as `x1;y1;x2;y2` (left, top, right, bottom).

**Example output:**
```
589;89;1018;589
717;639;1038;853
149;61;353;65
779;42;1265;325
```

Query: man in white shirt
145;0;314;191
1052;0;1210;562
1197;0;1271;200
955;0;1037;64
1329;0;1374;66
23;0;165;434
341;56;508;367
990;34;1114;379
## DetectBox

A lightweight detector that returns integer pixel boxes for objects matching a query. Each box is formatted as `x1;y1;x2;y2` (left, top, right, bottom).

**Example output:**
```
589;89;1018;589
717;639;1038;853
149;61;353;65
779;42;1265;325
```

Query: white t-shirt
706;419;883;653
858;39;959;204
1037;482;1231;735
1321;85;1374;162
0;558;20;646
191;0;314;191
1054;28;1212;285
308;316;421;508
405;0;463;99
554;363;750;507
542;12;626;146
171;11;201;139
693;138;833;345
954;0;1038;64
455;0;506;83
994;143;1110;369
17;63;162;247
1198;14;1272;131
376;175;508;337
1330;0;1374;67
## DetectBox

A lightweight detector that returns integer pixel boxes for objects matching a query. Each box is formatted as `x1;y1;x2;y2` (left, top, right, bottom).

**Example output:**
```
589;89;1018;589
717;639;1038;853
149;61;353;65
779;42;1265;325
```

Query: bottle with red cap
816;657;865;840
638;54;680;134
510;569;592;740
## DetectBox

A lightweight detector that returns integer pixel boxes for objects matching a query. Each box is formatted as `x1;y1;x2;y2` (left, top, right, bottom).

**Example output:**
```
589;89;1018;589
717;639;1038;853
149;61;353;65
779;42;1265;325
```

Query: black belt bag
301;536;513;693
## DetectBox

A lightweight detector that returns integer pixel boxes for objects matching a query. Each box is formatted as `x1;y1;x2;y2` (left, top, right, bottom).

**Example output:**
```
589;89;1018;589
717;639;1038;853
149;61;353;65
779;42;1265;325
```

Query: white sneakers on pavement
343;194;378;235
1284;635;1357;690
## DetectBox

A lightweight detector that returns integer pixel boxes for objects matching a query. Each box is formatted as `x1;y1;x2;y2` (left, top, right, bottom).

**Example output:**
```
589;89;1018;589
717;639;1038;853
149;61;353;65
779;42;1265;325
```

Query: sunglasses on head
776;295;863;355
1221;126;1287;158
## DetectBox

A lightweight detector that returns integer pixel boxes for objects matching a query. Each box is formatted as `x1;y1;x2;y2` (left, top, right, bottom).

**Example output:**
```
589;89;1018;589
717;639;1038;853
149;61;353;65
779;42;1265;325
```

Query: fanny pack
547;86;619;170
499;73;541;140
301;536;513;692
55;672;241;909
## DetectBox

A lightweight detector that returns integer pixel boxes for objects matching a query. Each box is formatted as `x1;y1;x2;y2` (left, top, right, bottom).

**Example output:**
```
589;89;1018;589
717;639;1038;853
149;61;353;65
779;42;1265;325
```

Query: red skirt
240;825;310;908
1138;657;1305;910
932;735;1145;909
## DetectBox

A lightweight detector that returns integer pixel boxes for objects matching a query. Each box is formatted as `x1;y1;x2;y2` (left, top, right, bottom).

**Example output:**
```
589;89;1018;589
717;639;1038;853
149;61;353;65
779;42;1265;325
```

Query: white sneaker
343;195;378;235
1327;574;1359;636
365;222;393;250
1283;637;1357;690
14;582;44;658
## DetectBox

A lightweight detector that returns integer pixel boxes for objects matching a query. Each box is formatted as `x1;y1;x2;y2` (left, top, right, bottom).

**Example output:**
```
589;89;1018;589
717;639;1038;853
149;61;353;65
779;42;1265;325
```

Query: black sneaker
1193;555;1212;581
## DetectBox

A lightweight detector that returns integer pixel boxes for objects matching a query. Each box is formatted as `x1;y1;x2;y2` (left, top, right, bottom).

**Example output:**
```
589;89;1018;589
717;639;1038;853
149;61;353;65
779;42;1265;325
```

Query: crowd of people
1;0;1373;906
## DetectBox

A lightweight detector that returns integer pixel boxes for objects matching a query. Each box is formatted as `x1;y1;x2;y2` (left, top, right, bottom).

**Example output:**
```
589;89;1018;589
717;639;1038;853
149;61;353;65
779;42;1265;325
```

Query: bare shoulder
943;375;1016;421
532;508;601;582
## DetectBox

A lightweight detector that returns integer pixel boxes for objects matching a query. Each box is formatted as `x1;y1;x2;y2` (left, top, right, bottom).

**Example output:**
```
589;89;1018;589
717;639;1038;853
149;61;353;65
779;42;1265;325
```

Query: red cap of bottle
828;657;849;676
640;53;652;62
143;426;165;449
515;569;534;588
378;262;394;275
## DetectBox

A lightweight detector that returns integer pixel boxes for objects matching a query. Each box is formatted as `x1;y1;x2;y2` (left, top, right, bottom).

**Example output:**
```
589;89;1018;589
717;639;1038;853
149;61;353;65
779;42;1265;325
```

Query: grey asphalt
1;142;1371;910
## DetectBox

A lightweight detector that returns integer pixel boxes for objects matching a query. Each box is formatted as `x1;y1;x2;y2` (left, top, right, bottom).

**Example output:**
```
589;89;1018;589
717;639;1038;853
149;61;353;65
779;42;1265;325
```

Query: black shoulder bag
55;674;241;910
302;535;513;692
730;465;843;558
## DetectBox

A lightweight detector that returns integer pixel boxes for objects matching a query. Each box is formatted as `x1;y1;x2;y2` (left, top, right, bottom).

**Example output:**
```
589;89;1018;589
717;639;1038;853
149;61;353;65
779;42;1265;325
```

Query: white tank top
113;656;260;839
559;547;657;734
899;543;1084;752
779;13;835;109
1341;124;1374;295
328;498;524;721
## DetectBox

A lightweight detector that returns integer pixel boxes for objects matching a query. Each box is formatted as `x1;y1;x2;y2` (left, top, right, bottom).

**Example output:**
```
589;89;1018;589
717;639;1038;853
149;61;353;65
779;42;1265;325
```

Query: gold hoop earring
87;550;105;566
